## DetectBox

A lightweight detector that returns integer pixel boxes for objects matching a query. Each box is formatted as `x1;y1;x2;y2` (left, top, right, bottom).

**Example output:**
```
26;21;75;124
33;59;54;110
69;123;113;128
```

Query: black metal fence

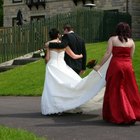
0;9;131;63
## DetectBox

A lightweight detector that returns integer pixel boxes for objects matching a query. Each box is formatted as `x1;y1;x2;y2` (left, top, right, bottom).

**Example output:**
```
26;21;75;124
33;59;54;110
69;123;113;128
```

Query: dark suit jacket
62;32;87;71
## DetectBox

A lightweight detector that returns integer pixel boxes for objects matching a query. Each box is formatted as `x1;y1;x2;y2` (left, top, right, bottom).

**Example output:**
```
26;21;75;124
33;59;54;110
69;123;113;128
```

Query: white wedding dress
41;50;110;115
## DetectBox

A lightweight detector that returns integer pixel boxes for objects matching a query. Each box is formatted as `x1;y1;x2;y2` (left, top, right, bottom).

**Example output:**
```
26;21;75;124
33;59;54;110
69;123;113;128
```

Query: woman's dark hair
116;22;131;42
49;28;59;40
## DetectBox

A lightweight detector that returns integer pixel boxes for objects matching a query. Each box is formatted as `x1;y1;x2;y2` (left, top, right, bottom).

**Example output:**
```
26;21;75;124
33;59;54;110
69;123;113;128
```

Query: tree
0;0;3;26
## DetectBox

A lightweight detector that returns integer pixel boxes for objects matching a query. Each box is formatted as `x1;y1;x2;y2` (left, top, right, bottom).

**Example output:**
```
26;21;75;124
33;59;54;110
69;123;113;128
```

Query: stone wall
3;0;140;39
94;0;140;39
3;2;28;27
3;0;75;27
130;0;140;39
95;0;126;12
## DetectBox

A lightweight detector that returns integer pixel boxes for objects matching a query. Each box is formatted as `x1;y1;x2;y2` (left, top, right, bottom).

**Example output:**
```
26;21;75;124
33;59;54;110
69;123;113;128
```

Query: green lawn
0;125;46;140
0;41;140;96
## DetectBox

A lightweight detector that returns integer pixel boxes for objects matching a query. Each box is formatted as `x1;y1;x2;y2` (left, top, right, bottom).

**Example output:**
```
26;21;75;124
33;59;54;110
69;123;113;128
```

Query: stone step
0;65;20;72
0;52;42;73
32;52;41;58
12;58;40;65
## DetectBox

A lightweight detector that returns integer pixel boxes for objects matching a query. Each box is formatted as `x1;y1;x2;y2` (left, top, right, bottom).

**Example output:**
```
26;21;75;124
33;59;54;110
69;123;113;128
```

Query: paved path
0;96;140;140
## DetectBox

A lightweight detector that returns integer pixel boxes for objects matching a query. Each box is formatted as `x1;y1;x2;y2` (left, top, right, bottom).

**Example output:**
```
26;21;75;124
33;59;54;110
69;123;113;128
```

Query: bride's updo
49;28;60;40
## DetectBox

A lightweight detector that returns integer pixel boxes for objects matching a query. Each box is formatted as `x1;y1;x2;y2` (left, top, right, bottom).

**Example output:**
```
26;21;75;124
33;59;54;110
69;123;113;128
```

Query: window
13;0;22;3
33;0;38;3
39;0;45;2
12;17;17;26
31;15;45;22
26;0;46;9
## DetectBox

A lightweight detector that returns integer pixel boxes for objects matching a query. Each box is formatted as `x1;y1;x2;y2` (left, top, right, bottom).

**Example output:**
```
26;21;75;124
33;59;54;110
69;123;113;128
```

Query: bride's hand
93;65;100;71
79;54;83;58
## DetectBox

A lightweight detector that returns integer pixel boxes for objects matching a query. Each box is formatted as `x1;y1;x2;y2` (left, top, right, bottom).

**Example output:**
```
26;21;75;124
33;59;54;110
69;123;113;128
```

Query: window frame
12;17;17;26
31;15;45;22
12;0;22;3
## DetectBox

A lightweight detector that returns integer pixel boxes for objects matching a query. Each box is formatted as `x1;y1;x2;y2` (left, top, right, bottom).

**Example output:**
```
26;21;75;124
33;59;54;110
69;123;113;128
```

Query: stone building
95;0;140;39
3;0;76;27
3;0;140;39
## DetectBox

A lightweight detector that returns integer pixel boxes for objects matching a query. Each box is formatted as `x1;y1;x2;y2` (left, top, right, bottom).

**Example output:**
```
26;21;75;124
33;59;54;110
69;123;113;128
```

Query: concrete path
0;96;140;140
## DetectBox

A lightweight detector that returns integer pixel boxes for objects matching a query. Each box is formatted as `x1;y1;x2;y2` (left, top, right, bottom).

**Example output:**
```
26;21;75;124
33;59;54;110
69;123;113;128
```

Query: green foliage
0;125;46;140
133;41;140;86
0;0;3;8
0;0;3;26
0;41;140;95
0;60;45;96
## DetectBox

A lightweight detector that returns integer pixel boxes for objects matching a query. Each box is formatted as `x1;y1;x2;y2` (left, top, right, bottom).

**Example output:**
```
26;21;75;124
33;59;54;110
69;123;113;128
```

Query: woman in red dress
95;22;140;124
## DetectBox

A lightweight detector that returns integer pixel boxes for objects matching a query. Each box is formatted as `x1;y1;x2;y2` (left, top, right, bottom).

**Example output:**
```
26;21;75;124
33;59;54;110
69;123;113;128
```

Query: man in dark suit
62;24;87;75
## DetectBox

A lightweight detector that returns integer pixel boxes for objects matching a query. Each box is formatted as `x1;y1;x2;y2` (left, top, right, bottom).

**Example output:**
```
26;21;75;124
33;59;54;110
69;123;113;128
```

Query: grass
0;41;140;96
0;125;46;140
0;60;45;96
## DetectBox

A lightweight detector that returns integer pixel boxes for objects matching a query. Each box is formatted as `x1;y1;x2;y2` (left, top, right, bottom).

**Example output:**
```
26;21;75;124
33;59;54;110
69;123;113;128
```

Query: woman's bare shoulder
108;36;117;41
110;36;118;40
128;38;135;46
128;38;134;42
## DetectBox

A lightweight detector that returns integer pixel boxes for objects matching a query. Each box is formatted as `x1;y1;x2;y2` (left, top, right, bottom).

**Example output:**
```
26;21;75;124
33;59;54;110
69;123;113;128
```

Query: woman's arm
65;46;83;59
130;40;135;58
94;37;113;71
100;38;112;65
44;42;50;63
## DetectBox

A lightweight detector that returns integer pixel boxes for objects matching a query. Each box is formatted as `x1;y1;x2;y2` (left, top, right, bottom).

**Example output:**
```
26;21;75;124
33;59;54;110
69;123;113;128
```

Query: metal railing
0;9;131;63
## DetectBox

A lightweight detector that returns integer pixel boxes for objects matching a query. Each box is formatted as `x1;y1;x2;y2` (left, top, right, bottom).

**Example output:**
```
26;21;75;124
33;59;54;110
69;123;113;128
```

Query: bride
41;28;110;115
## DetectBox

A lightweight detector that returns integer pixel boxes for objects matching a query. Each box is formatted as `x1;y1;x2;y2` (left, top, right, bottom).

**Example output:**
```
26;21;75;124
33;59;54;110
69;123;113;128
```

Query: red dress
103;47;140;124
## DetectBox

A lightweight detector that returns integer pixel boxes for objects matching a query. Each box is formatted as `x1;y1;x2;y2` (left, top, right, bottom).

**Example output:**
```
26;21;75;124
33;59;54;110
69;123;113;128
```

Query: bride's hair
49;28;60;40
116;22;131;42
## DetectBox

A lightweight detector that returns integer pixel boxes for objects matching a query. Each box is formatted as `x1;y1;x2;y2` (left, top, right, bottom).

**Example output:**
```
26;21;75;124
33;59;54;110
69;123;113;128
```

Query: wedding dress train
41;50;110;115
